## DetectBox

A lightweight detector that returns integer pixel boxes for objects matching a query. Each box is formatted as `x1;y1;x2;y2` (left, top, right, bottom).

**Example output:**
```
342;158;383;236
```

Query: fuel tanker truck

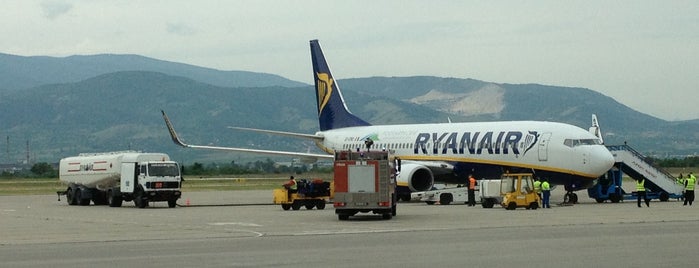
58;151;182;208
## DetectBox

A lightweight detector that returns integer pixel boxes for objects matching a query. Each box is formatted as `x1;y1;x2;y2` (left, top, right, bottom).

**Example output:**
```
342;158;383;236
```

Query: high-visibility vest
533;181;542;193
469;177;476;190
686;177;696;191
677;177;685;185
289;179;297;190
636;180;645;191
541;181;550;191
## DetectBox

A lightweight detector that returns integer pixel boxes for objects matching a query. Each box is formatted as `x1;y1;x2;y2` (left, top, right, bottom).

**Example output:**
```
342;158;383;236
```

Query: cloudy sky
2;1;697;120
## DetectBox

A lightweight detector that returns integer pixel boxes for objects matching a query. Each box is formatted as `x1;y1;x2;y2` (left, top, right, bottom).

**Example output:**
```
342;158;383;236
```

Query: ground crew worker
678;173;685;201
285;176;297;200
467;175;477;206
541;178;551;208
533;177;542;200
636;178;649;207
684;173;696;206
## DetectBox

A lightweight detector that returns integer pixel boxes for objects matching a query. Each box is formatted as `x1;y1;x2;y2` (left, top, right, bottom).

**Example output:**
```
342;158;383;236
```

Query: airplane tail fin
310;39;370;131
589;114;604;144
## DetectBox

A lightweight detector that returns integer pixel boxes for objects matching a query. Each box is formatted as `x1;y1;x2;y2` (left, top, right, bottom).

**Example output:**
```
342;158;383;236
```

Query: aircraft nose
592;146;615;175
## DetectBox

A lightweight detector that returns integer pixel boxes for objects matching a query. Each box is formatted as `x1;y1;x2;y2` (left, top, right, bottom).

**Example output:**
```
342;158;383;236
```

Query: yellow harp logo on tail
316;72;333;115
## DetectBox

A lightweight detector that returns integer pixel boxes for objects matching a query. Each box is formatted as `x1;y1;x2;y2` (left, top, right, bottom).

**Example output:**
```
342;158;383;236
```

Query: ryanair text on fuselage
347;131;540;156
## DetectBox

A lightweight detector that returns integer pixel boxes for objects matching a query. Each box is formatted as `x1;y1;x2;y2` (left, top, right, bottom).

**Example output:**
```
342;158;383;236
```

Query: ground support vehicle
500;173;541;210
479;179;504;208
273;179;332;210
58;151;182;208
333;150;397;220
588;146;683;203
411;185;471;205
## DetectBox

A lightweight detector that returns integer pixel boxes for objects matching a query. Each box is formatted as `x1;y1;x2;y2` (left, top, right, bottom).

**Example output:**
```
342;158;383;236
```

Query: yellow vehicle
500;173;541;210
273;179;333;210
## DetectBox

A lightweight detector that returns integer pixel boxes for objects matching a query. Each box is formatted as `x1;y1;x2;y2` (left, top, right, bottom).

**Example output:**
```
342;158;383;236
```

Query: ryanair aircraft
162;39;615;201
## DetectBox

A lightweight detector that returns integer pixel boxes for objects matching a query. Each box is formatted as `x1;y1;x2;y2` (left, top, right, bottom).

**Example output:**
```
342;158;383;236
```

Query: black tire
507;202;517;210
108;190;123;207
392;204;397;216
595;198;605;203
529;202;538;210
66;187;76;206
425;201;436;205
316;200;326;210
382;213;392;220
659;192;670;202
134;188;147;208
564;192;574;203
609;193;621;203
281;204;291;210
291;201;301;210
76;188;90;206
482;199;494;208
440;193;453;205
338;214;349;220
168;199;177;208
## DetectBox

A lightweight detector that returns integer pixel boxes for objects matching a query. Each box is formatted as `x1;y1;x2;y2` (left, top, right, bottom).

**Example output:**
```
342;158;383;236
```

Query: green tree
30;162;57;178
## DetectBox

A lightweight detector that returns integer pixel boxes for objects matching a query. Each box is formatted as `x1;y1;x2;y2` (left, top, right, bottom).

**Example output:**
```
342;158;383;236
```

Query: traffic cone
185;198;190;206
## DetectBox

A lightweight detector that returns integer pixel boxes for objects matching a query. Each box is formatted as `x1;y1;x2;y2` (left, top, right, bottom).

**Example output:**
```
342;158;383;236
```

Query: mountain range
1;53;697;164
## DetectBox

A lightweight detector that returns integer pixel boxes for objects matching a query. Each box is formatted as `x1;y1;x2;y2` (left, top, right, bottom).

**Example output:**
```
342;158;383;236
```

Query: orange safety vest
469;177;476;190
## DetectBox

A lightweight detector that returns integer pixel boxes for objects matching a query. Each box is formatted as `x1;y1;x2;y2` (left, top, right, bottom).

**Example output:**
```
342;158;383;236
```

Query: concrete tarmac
1;189;699;267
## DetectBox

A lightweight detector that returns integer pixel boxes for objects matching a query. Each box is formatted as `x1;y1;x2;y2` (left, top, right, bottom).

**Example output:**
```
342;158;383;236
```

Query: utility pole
26;140;30;165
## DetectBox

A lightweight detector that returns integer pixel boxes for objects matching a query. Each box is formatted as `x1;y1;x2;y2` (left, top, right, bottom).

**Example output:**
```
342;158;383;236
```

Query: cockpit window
564;138;601;147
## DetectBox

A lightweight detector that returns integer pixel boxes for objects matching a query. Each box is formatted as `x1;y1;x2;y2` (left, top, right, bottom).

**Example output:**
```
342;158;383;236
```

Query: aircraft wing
227;126;323;141
161;110;333;160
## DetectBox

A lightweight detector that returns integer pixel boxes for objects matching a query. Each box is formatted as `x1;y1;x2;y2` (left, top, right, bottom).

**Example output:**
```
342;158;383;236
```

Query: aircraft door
537;133;552;161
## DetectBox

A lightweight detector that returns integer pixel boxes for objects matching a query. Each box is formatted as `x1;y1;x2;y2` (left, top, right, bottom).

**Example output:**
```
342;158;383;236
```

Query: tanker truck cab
59;151;183;208
119;159;182;208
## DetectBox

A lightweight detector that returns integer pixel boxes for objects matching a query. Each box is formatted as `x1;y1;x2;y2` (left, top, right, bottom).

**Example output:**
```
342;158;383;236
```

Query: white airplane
162;39;615;201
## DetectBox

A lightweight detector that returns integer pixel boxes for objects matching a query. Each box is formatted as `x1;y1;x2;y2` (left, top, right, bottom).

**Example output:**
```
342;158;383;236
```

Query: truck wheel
382;213;392;220
595;198;605;203
291;201;301;210
440;193;453;205
168;199;177;208
134;190;147;208
108;190;123;207
66;187;76;206
76;188;90;206
281;204;291;210
507;202;517;210
392;204;397;216
659;192;670;202
305;203;315;210
316;200;326;210
482;199;494;208
529;202;538;210
338;214;349;220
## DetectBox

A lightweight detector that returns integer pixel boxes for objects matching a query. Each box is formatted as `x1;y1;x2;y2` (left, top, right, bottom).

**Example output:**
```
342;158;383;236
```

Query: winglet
161;110;189;148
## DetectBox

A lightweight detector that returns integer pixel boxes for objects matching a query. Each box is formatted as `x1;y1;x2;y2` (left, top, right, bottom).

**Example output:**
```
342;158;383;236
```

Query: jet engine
395;163;434;192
